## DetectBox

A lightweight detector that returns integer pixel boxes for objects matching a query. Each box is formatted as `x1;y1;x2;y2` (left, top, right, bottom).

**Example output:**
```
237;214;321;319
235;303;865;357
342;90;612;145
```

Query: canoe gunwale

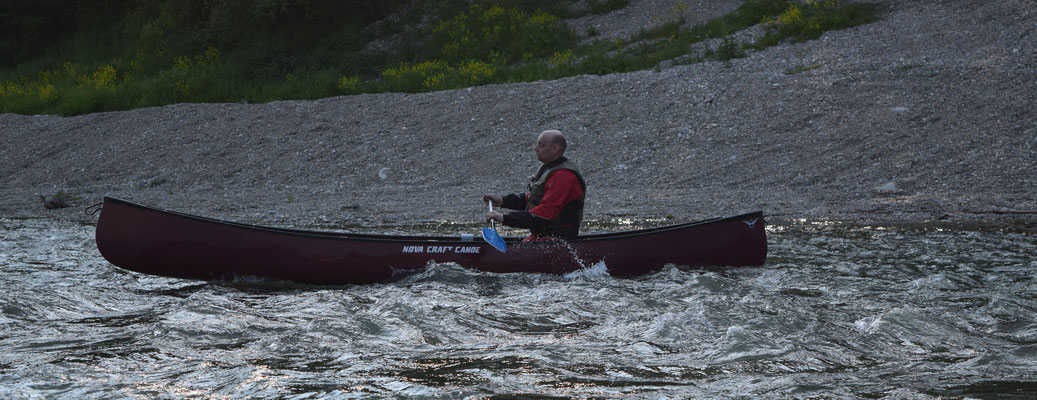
99;196;763;243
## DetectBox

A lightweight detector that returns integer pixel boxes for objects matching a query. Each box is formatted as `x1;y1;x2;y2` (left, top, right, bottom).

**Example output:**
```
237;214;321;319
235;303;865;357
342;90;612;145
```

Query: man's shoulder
547;168;578;180
545;168;583;191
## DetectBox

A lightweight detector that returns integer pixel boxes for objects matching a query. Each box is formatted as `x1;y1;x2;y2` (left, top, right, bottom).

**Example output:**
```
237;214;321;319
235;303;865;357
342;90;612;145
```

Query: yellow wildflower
338;75;360;90
421;74;444;90
778;4;803;25
38;84;58;101
460;60;495;83
528;11;558;26
549;49;575;67
483;5;505;19
92;65;117;89
173;55;192;70
1;81;25;97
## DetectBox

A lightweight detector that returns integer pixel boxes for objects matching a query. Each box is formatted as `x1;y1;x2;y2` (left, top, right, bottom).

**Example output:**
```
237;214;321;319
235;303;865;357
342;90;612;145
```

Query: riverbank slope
2;0;1035;231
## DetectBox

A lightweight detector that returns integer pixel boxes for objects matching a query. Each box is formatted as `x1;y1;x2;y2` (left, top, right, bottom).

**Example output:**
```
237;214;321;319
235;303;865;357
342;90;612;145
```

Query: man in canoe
484;130;586;241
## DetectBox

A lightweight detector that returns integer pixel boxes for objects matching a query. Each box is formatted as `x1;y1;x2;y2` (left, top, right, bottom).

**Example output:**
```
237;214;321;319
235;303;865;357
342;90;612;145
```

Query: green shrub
423;4;575;65
753;0;877;48
0;0;878;116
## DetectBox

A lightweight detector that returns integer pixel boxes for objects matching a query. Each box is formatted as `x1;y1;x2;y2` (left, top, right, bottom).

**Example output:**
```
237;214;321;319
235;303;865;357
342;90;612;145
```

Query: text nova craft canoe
95;197;767;285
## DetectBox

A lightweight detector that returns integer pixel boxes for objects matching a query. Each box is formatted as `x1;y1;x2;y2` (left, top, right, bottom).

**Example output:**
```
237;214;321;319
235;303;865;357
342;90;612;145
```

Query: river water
1;218;1034;399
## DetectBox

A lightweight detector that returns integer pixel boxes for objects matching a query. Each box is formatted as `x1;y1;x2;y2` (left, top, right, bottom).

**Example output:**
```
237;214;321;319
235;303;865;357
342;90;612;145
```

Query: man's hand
485;211;504;224
482;193;503;207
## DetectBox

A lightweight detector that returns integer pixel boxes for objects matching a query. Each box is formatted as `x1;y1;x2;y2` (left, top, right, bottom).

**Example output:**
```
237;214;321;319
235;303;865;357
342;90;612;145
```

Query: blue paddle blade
482;227;507;253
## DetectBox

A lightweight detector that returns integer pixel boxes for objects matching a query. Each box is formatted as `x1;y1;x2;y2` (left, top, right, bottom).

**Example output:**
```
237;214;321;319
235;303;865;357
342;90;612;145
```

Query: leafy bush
754;0;878;47
0;0;878;116
423;4;575;65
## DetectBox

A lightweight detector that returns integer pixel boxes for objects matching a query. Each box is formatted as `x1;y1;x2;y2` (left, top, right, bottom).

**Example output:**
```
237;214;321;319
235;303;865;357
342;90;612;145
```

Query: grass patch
749;0;878;49
1;0;878;116
786;63;823;74
40;190;78;209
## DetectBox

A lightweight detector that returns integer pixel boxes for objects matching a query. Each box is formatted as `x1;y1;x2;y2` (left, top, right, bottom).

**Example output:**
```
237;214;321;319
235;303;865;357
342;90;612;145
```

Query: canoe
95;196;767;284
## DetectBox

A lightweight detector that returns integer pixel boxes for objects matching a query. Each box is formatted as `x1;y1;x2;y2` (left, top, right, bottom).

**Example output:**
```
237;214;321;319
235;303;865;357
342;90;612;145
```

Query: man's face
534;133;558;163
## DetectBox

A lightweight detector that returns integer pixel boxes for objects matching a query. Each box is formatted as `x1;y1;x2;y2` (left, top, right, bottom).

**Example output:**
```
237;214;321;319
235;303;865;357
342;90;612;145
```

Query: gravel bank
2;0;1035;232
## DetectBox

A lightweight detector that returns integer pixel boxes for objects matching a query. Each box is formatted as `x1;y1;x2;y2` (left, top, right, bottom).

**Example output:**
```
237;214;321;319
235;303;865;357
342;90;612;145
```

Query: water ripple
1;218;1035;398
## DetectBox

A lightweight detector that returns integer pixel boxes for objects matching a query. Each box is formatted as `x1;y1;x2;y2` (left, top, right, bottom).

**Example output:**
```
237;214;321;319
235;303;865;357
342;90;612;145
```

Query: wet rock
873;181;898;195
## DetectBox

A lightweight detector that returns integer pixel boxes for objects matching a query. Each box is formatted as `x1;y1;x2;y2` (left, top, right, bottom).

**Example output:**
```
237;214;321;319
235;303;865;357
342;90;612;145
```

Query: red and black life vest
526;158;586;238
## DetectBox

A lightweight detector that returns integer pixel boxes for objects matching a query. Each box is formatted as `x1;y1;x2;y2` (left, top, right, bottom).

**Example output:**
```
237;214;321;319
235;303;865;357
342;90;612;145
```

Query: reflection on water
1;218;1035;398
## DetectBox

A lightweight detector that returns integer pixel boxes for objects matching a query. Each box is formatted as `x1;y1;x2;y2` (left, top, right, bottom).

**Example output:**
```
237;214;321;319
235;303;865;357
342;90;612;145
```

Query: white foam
854;315;883;335
563;261;609;279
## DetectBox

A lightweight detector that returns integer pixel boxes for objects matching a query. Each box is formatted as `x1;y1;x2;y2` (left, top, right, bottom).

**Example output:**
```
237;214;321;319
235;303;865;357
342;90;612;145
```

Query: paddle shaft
488;201;497;229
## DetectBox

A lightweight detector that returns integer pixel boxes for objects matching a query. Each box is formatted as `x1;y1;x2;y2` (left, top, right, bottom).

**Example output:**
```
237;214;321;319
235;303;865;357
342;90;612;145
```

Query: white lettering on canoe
426;246;453;253
402;245;480;254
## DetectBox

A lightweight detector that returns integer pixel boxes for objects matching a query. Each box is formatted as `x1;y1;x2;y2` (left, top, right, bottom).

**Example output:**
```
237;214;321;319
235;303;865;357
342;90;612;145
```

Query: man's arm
502;210;551;230
501;193;528;210
498;193;548;229
482;193;529;210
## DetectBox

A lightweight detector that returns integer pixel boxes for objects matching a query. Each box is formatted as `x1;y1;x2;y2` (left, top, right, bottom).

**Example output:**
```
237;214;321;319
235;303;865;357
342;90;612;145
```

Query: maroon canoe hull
95;197;767;285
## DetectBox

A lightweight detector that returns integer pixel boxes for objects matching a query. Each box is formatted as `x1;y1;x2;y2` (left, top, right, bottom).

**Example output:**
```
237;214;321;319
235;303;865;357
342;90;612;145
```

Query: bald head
534;130;567;163
541;130;566;150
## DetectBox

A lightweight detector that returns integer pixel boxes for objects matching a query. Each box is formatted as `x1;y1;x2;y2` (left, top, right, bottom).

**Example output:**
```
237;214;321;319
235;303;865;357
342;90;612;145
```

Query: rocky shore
2;0;1035;232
